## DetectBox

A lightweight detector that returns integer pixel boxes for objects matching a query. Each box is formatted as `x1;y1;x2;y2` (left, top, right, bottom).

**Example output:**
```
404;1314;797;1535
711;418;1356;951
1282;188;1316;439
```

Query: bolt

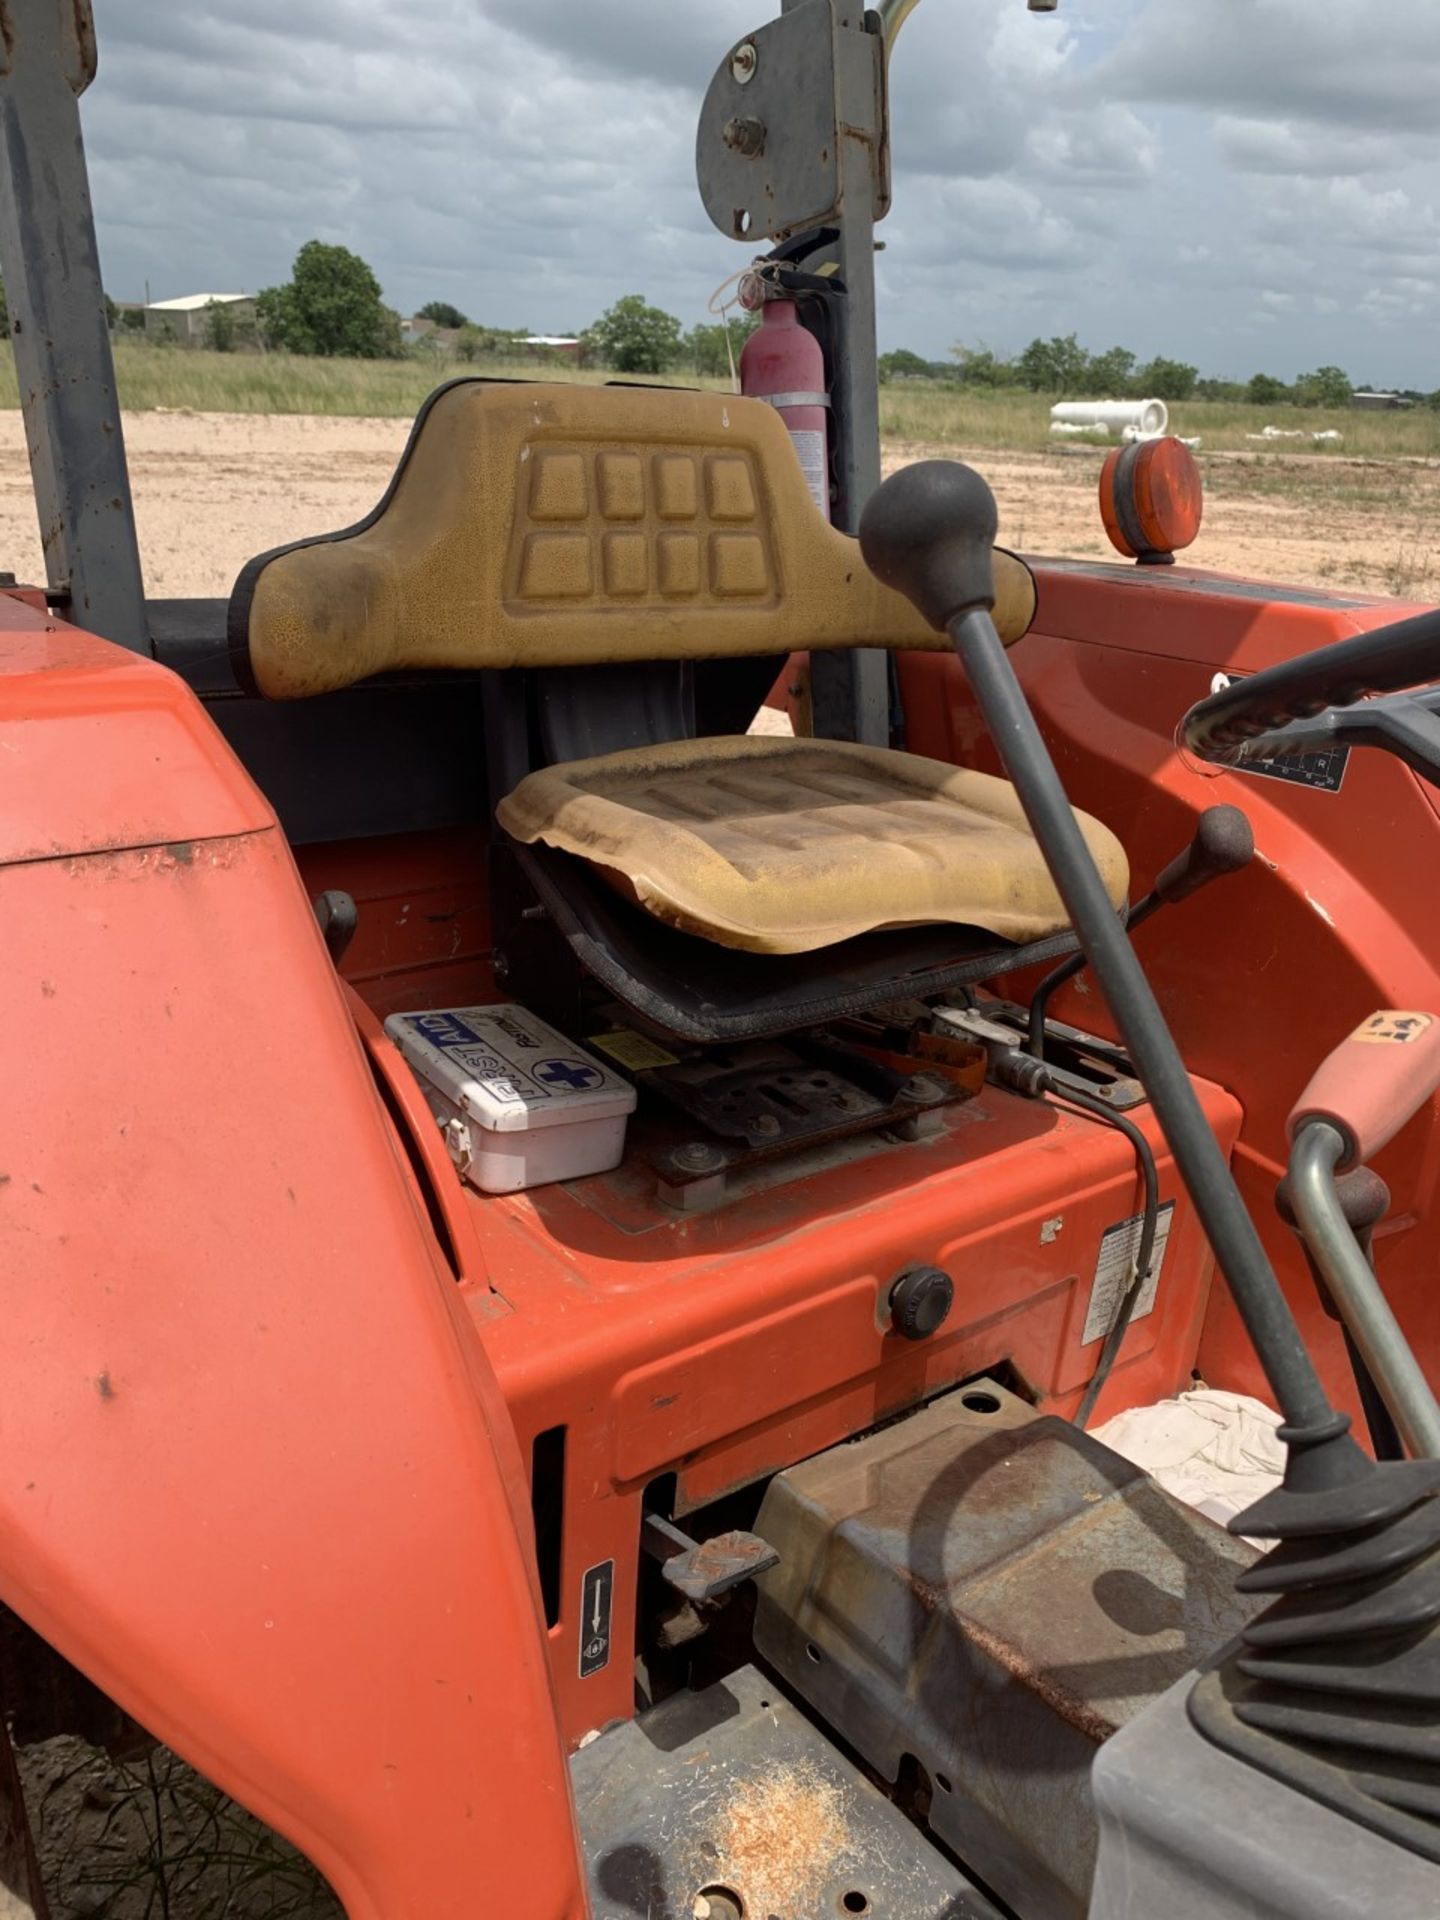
723;114;766;157
730;39;758;84
901;1072;949;1105
674;1141;726;1173
750;1112;781;1136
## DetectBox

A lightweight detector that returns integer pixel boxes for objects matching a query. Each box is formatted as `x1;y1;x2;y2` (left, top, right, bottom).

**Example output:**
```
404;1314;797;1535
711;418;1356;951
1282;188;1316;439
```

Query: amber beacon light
1099;435;1204;564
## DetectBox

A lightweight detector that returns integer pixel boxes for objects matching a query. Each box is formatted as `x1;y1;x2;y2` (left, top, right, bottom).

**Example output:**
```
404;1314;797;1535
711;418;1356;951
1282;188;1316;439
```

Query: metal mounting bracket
696;0;890;245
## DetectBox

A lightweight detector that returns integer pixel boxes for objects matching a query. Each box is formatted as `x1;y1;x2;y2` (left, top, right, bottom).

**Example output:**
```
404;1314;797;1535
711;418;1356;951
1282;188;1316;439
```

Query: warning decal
1082;1201;1176;1347
579;1560;614;1679
1352;1011;1434;1046
590;1029;681;1072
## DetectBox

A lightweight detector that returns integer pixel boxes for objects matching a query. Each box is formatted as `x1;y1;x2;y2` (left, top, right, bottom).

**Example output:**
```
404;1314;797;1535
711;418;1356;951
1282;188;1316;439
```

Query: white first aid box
384;1002;637;1194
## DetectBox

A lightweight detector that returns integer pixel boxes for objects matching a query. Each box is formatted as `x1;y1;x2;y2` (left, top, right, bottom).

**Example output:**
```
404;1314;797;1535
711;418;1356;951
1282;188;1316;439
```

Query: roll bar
697;1;1059;744
0;0;149;652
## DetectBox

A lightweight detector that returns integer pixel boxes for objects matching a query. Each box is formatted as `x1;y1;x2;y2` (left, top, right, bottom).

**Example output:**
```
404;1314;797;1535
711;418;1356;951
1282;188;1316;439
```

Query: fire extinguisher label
579;1559;614;1678
789;429;827;515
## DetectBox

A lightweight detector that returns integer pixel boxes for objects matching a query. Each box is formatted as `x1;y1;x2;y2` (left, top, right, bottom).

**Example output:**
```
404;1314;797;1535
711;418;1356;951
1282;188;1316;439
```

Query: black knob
1153;804;1254;905
889;1266;955;1341
1276;1165;1390;1236
859;460;998;633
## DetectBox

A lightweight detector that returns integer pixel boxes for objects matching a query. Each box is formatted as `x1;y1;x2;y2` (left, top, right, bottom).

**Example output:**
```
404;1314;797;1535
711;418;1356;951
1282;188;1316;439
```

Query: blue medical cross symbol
536;1057;604;1092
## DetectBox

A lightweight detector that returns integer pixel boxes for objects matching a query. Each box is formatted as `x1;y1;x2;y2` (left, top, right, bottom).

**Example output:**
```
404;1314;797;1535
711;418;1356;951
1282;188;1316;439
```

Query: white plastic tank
1051;398;1169;436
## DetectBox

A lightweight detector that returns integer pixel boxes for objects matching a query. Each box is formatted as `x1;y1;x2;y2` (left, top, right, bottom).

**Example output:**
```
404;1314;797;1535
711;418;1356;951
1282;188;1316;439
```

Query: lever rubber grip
1153;805;1254;905
858;460;998;631
1288;1011;1440;1171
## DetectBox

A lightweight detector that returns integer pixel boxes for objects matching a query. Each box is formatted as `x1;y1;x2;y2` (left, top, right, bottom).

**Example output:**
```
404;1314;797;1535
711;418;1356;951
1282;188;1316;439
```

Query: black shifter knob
859;460;999;632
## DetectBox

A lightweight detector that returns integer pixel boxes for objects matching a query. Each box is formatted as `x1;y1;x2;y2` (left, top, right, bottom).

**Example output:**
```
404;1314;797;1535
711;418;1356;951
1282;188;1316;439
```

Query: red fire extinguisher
739;294;830;522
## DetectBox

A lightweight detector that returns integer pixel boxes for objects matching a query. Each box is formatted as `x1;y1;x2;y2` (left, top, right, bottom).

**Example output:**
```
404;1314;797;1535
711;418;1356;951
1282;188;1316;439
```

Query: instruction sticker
1204;671;1349;793
579;1560;614;1679
1082;1202;1176;1347
1352;1011;1434;1046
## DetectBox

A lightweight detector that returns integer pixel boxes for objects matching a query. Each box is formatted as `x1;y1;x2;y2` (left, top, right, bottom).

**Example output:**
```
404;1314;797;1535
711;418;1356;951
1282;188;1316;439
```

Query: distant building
524;334;582;361
144;292;255;346
1352;391;1414;411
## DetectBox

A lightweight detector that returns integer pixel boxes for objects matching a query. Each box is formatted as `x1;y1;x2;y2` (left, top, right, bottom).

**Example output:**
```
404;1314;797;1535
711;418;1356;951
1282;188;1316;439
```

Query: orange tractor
2;3;1439;1917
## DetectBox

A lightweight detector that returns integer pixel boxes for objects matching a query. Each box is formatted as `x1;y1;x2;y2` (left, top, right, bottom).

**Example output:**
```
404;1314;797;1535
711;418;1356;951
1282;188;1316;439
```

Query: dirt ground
2;410;1436;604
14;1737;339;1920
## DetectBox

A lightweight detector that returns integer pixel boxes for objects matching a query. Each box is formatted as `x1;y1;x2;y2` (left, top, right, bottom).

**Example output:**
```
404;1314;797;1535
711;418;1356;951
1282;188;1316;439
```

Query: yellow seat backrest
231;379;1036;701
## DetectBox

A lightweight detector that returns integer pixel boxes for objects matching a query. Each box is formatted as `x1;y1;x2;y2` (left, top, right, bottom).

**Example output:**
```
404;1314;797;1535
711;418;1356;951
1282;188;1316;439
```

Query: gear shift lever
860;460;1440;1857
860;459;1344;1443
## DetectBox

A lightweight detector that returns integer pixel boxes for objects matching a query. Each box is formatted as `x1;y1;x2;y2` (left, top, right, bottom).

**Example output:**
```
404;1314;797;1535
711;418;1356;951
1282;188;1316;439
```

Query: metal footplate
753;1378;1261;1920
571;1663;1002;1920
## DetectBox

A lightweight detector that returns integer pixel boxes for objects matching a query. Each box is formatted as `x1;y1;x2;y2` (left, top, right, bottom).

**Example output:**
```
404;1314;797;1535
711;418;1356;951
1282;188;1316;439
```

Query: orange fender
0;598;585;1919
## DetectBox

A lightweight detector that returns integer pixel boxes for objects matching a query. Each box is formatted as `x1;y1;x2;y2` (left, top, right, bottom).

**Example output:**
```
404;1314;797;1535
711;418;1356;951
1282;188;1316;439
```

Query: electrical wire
1047;1083;1160;1429
706;265;757;392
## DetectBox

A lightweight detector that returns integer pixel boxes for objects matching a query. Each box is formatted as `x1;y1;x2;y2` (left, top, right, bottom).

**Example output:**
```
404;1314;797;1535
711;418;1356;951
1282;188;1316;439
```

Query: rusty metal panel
754;1379;1259;1920
571;1662;1004;1920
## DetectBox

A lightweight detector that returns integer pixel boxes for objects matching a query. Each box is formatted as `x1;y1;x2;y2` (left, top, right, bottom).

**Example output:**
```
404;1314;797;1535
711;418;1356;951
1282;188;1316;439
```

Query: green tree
950;343;1012;388
419;299;468;329
878;347;933;384
1247;373;1289;407
1016;333;1089;393
205;298;237;352
684;314;759;377
585;294;683;375
256;241;396;358
1137;355;1198;401
1085;345;1137;396
1295;365;1353;409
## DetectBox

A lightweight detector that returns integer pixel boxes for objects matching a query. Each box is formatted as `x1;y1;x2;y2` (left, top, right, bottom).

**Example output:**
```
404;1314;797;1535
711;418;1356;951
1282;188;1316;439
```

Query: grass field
4;342;1437;461
0;341;689;419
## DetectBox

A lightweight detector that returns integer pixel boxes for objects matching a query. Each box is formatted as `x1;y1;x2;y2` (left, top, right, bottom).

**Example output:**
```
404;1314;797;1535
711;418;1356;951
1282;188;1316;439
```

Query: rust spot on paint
165;840;195;865
95;1370;115;1402
40;980;56;997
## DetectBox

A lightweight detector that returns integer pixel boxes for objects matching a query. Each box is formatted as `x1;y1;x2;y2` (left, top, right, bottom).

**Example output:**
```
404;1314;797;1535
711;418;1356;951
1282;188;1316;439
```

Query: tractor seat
496;733;1125;956
228;378;1129;1039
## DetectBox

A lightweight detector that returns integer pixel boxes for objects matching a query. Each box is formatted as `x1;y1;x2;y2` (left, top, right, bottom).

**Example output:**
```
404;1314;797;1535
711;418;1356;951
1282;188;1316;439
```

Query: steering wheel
1180;605;1440;787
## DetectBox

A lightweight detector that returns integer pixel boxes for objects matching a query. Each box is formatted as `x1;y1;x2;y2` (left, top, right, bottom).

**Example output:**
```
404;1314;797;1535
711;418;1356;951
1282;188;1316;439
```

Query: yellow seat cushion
496;735;1128;956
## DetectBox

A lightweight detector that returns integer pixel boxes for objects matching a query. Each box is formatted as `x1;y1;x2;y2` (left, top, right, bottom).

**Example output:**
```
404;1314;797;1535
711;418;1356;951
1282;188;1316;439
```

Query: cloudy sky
81;0;1440;387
